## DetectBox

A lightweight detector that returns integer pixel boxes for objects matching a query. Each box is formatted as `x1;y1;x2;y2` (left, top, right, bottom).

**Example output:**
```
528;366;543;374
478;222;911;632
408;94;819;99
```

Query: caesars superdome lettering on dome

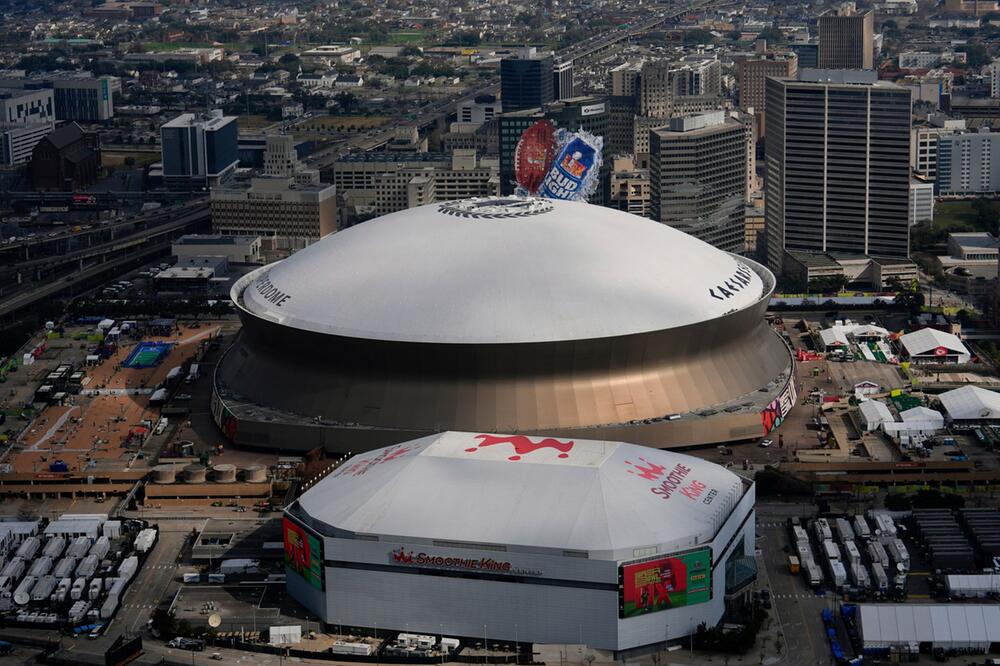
253;272;292;307
709;263;755;302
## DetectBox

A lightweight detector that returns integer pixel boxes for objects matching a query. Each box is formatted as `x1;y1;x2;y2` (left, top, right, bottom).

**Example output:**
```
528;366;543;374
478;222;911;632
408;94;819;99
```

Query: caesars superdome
213;197;795;452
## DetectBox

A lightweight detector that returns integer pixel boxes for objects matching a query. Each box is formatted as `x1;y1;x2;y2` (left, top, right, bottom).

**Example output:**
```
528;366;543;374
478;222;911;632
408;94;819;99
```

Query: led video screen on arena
283;517;324;590
619;548;711;618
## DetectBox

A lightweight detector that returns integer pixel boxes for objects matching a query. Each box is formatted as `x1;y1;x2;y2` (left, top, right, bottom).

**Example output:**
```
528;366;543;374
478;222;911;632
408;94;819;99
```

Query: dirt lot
6;324;220;473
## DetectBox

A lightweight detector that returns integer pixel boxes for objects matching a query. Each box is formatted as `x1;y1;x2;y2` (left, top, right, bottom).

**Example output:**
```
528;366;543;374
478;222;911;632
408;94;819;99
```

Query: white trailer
89;536;110;560
42;536;66;559
67;536;90;559
823;539;841;562
15;537;40;561
871;562;889;594
843;541;862;565
803;555;824;587
814;518;833;542
828;559;847;589
867;541;889;569
887;538;910;571
28;556;52;578
70;577;86;601
853;515;871;541
31;575;57;602
834;518;855;544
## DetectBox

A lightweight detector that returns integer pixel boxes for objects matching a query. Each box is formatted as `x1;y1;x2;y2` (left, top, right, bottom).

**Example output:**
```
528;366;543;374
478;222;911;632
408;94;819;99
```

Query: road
755;507;833;666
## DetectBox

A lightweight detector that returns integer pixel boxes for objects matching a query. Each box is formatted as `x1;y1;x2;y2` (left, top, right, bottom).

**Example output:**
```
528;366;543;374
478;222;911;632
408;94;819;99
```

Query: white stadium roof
296;431;747;558
899;328;969;358
241;197;767;344
938;385;1000;420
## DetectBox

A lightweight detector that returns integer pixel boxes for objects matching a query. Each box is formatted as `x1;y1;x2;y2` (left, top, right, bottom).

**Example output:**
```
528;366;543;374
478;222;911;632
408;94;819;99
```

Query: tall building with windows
937;129;1000;196
52;76;115;121
649;111;748;253
500;49;554;112
211;135;335;252
736;53;797;138
764;70;911;274
818;4;874;69
553;59;574;100
160;110;238;190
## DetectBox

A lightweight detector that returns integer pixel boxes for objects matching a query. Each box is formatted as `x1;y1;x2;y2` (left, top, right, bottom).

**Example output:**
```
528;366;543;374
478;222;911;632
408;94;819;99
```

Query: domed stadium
213;196;794;452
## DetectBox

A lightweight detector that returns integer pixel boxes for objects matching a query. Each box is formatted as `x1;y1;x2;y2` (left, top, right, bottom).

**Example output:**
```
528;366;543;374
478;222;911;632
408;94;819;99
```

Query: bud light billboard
619;548;711;618
514;120;603;202
284;517;324;591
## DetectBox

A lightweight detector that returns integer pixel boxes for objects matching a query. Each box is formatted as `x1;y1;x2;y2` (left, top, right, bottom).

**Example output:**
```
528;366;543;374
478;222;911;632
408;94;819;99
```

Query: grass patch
932;200;978;231
388;32;425;44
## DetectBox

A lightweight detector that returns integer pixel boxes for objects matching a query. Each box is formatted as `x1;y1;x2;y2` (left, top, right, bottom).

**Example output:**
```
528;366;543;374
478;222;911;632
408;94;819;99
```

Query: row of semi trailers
0;530;151;622
790;514;909;596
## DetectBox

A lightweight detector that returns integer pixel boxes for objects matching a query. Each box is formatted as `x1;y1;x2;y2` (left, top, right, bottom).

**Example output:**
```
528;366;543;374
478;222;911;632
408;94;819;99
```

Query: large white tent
858;400;894;431
939;385;1000;421
899;328;971;364
945;574;1000;598
859;604;1000;652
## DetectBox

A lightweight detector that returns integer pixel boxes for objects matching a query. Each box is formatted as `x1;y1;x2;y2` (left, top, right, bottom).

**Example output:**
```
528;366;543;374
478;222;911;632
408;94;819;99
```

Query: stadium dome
215;197;794;453
293;431;746;558
242;197;764;344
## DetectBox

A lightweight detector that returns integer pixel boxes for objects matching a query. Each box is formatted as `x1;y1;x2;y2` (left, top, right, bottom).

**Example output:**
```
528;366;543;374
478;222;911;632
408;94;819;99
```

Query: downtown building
211;135;336;252
160;110;238;190
937;128;1000;196
500;48;554;112
765;70;913;286
818;3;875;69
0;86;54;166
333;150;499;221
736;52;798;138
650;111;748;254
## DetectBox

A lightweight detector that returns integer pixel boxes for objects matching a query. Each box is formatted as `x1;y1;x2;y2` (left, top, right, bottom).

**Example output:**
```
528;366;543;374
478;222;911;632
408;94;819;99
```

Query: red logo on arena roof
624;457;668;481
391;547;413;563
465;434;574;461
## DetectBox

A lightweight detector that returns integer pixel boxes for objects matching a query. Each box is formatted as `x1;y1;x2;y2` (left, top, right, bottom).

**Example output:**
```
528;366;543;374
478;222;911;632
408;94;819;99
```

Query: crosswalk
146;565;176;570
756;521;789;528
771;593;823;600
122;603;157;610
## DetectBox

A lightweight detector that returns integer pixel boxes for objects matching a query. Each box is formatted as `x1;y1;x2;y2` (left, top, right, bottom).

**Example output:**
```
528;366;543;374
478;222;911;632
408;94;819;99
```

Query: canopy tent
939;385;1000;421
859;604;1000;651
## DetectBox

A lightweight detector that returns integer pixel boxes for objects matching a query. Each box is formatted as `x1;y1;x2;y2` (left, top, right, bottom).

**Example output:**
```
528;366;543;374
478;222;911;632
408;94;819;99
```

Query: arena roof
295;431;748;558
239;197;768;344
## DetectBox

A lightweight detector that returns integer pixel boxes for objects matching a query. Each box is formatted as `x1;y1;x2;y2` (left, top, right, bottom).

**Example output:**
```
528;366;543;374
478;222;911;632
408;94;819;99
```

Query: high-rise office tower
553;59;574;100
639;60;672;118
764;70;911;274
818;3;874;69
736;53;798;137
649;111;748;253
160;110;239;190
500;48;554;112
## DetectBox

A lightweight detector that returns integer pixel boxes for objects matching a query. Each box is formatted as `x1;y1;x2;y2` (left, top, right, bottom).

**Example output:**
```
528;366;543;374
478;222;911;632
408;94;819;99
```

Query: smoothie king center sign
390;548;542;577
625;456;719;506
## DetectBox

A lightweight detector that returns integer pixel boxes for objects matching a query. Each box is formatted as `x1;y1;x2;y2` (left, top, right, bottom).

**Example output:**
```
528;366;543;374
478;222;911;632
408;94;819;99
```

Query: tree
684;28;715;44
886;277;925;315
972;197;1000;234
335;91;361;114
757;27;784;44
957;43;990;68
